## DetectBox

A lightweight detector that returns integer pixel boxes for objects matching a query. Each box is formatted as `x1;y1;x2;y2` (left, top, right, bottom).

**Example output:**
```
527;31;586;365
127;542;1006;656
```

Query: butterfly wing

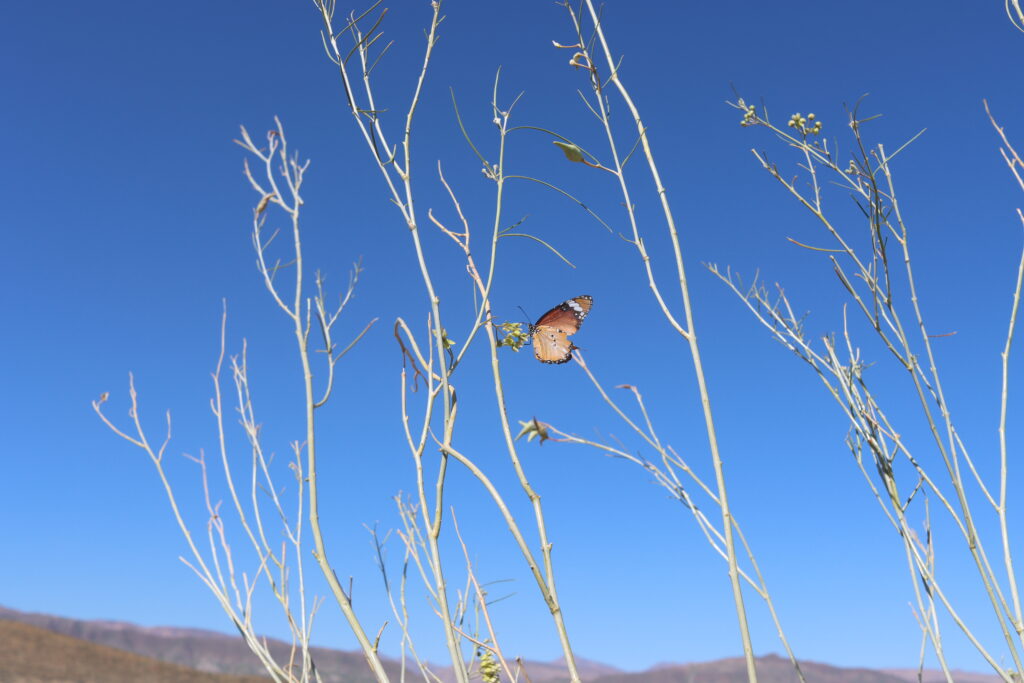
531;295;593;364
533;295;593;332
532;325;574;363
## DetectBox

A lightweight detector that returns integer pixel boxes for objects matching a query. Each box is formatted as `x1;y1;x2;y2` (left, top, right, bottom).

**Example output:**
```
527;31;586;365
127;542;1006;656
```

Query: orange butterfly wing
530;296;592;364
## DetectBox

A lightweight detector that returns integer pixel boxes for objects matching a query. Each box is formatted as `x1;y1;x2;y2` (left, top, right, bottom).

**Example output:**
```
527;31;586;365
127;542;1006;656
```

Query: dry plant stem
450;511;517;683
725;272;1014;677
95;374;303;682
880;160;1022;669
232;346;318;678
987;102;1024;641
215;323;313;677
906;503;944;681
1009;0;1024;32
567;2;755;678
561;354;805;683
1003;219;1024;642
224;335;317;679
315;4;469;679
398;317;581;682
852;130;1022;671
870;439;954;681
479;103;580;681
320;0;580;674
722;271;1012;678
96;171;374;681
718;104;1024;678
429;105;582;675
239;120;390;682
388;499;456;683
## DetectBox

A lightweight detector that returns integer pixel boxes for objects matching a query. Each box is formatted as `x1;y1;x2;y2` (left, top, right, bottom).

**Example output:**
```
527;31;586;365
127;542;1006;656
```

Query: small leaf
553;141;585;163
497;322;529;351
515;418;550;445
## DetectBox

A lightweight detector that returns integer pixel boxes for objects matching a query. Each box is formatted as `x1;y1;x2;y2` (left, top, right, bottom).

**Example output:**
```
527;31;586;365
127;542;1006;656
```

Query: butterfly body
530;295;593;364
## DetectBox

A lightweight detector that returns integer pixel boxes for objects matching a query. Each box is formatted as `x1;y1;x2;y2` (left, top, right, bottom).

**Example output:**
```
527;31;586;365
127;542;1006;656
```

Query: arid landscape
7;3;1024;683
0;619;267;683
0;606;1001;683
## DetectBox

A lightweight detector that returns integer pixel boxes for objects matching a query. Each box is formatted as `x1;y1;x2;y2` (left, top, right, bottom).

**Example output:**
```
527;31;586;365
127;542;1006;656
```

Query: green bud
553;140;586;163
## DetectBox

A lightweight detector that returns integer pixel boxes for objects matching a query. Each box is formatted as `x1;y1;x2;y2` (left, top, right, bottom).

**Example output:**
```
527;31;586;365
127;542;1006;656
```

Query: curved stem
572;2;755;677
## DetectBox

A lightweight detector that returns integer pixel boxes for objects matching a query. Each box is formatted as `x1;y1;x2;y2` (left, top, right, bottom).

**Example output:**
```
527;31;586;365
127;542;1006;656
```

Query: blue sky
4;0;1024;676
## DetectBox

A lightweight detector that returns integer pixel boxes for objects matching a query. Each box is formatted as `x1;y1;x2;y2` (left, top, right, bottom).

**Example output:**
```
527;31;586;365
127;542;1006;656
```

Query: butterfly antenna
517;305;534;346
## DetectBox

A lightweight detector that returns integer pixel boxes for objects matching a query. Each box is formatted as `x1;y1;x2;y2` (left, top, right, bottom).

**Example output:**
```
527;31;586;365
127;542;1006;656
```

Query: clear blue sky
4;0;1023;675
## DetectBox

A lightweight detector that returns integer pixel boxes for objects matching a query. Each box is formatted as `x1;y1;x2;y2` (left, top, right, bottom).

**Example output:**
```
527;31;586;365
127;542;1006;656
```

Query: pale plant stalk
396;306;582;681
532;352;805;683
210;318;315;675
428;134;580;678
393;318;469;677
391;497;461;683
94;386;286;682
475;81;581;675
232;344;320;678
715;100;1024;679
1009;0;1024;32
449;511;519;683
316;2;582;678
94;123;378;678
873;126;1024;669
93;306;327;681
987;100;1024;641
879;154;1024;672
919;502;941;680
237;119;387;681
389;496;493;683
719;266;1017;679
558;3;755;678
370;501;448;683
313;5;468;679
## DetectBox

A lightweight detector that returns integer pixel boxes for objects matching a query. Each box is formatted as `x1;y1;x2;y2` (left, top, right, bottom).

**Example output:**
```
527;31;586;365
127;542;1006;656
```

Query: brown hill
587;654;911;683
0;606;1002;683
519;656;623;681
0;606;403;683
0;619;270;683
882;669;1004;683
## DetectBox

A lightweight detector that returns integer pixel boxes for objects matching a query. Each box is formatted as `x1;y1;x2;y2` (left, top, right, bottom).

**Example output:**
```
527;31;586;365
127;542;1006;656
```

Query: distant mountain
0;619;270;683
588;654;908;683
0;606;1002;683
614;656;1003;683
523;656;623;681
0;605;398;683
882;669;1005;683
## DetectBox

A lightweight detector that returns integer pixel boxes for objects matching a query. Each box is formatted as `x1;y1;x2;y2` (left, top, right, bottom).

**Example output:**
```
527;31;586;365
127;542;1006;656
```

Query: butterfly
530;295;593;364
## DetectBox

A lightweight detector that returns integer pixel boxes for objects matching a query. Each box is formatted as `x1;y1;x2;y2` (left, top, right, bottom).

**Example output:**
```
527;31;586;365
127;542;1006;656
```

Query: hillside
0;619;271;683
0;606;1002;683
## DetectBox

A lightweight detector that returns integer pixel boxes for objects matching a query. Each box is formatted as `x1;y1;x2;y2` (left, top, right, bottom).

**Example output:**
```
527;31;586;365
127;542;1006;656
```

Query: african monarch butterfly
530;295;593;364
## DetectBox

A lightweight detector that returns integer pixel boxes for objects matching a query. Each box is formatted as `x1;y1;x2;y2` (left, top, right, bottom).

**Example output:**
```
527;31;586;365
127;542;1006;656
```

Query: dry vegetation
89;2;1024;682
0;620;271;683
